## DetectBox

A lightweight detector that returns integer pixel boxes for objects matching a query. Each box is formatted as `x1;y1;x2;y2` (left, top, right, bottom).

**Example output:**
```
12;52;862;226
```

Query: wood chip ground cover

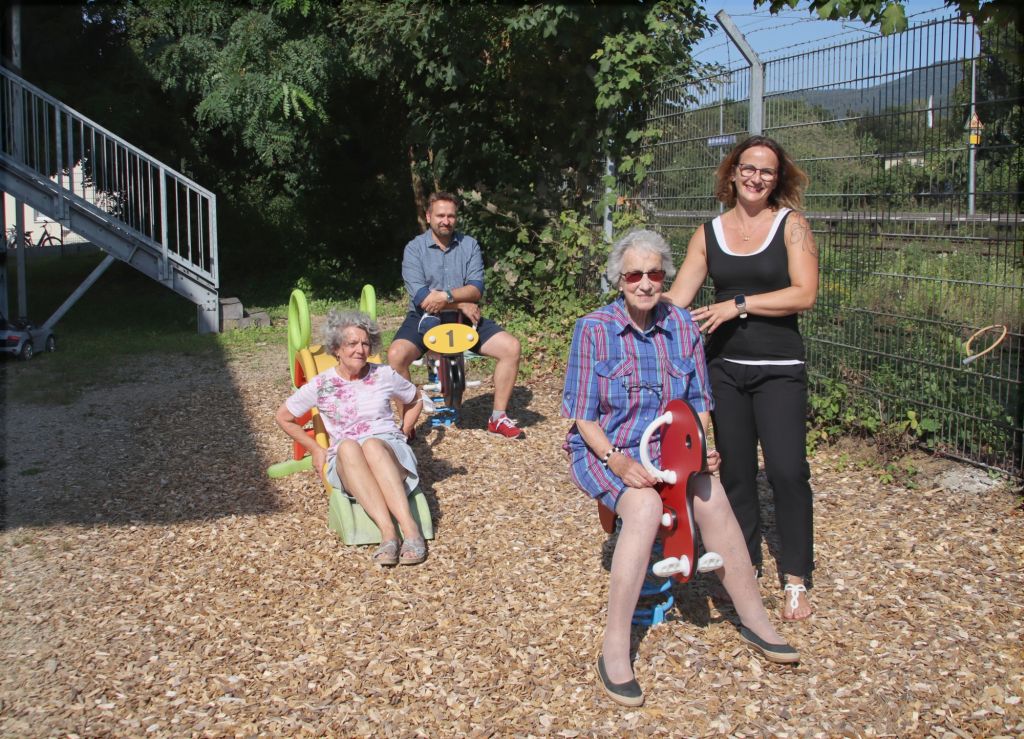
2;338;1021;737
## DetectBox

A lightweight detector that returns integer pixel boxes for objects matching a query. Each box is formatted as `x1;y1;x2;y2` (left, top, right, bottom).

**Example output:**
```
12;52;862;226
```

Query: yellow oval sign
423;323;478;355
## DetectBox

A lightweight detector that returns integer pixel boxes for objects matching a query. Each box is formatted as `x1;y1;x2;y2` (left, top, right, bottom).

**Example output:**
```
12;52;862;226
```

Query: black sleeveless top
703;208;805;362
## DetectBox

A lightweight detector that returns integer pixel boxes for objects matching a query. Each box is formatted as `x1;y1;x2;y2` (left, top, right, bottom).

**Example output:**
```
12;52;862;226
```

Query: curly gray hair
323;309;382;356
605;229;677;288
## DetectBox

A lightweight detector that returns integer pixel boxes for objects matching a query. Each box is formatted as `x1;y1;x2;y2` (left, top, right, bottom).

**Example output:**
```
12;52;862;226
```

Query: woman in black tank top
664;135;819;622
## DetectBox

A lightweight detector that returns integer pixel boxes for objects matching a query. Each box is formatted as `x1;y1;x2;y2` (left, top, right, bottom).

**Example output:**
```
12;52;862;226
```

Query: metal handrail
0;66;217;288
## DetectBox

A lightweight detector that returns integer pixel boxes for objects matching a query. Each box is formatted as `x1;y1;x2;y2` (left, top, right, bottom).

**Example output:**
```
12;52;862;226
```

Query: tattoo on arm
789;217;818;257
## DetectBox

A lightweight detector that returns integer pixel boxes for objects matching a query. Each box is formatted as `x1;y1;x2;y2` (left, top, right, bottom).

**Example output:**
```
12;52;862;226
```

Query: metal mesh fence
640;15;1022;478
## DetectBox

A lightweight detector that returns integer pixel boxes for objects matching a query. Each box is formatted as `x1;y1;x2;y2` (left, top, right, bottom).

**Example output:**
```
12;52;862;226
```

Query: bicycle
4;226;64;250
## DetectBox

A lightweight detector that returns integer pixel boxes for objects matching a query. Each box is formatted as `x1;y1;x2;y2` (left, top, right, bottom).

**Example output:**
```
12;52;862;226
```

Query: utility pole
966;53;981;216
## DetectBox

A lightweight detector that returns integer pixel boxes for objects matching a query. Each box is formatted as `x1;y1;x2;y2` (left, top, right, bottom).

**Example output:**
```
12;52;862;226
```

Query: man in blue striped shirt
388;192;524;438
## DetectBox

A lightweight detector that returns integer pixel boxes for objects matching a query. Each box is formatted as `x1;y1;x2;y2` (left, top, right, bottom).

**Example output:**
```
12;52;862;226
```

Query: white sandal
783;583;811;620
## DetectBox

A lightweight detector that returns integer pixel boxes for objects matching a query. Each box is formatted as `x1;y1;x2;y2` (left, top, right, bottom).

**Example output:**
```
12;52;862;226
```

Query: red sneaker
487;415;524;439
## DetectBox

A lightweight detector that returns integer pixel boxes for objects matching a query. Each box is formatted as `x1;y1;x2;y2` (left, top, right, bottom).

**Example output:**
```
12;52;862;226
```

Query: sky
691;2;957;68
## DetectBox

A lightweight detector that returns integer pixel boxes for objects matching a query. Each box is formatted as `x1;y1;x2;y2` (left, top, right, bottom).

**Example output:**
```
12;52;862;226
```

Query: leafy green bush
457;199;651;376
807;316;1016;468
485;208;608;316
806;374;881;452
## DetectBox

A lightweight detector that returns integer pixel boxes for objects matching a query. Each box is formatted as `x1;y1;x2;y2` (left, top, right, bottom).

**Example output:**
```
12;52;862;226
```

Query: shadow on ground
1;350;282;528
458;386;544;431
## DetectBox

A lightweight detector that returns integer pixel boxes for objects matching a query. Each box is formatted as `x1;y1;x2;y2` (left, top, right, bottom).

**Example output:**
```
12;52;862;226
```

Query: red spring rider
600;398;723;581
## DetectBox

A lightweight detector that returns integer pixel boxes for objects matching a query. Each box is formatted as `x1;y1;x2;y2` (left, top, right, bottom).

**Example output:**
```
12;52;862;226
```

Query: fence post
715;10;764;136
601;154;613;294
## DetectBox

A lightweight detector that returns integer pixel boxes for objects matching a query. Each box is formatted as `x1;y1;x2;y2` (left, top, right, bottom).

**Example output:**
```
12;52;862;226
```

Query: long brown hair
713;135;809;210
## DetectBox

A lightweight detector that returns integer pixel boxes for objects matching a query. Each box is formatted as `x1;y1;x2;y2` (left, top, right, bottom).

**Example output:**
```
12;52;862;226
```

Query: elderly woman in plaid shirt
562;229;797;707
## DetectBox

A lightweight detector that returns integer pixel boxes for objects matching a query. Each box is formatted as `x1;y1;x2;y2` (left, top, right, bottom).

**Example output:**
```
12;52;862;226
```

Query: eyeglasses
736;163;777;181
624;381;662;396
620;269;666;284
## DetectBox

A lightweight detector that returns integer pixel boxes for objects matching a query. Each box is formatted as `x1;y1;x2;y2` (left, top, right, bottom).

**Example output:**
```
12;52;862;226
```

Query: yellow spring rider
267;287;434;545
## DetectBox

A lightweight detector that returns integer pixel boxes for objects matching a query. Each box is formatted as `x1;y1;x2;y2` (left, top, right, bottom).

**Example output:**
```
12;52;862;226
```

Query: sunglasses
621;269;666;284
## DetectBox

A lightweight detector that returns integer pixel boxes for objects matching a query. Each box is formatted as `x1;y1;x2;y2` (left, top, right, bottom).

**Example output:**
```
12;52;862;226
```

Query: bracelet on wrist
601;446;622;468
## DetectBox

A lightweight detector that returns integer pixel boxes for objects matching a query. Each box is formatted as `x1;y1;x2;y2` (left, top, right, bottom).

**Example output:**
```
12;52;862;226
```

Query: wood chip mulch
1;338;1022;738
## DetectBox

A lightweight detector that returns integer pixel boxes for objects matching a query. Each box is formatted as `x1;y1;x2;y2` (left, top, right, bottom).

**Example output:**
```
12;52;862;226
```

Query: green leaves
756;0;908;35
759;0;1018;35
113;0;716;300
270;81;323;122
876;3;907;35
479;203;608;317
132;2;339;168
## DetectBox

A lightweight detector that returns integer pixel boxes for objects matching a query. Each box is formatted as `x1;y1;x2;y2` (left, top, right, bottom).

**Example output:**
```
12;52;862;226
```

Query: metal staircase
0;66;220;333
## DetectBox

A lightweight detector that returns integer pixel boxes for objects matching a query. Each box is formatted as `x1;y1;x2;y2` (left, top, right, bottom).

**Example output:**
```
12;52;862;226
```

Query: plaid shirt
561;297;713;466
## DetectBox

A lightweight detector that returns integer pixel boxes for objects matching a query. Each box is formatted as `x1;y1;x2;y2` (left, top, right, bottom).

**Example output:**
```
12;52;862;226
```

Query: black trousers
708;358;814;583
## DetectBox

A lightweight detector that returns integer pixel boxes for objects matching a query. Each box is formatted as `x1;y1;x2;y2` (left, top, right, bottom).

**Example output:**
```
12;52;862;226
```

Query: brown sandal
372;539;400;567
399;536;427;565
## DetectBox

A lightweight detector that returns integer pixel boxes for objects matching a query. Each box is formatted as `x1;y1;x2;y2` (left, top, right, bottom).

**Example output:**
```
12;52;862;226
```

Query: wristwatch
734;294;748;319
445;289;454;303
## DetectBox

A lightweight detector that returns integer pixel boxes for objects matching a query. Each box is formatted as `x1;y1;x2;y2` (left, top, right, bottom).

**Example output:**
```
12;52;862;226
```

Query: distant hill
776;62;966;115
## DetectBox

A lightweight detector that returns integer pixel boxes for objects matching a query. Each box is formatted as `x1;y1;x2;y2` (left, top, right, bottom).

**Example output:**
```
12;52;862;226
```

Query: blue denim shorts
392;310;505;355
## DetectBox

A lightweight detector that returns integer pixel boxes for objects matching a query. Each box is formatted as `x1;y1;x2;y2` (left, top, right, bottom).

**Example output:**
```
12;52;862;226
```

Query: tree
11;1;715;298
758;0;1021;35
12;0;1011;300
332;2;711;229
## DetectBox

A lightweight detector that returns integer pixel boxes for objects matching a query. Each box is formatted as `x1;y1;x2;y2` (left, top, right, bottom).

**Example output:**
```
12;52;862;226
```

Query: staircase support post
41;254;115;332
197;293;220;335
14;199;27;318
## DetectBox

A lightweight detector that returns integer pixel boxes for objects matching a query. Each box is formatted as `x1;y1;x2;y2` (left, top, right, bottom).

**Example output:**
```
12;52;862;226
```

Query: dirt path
2;340;1021;737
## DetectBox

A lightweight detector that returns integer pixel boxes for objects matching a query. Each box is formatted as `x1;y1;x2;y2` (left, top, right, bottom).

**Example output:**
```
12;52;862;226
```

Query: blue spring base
633;576;674;626
429;396;460;427
630;537;674;626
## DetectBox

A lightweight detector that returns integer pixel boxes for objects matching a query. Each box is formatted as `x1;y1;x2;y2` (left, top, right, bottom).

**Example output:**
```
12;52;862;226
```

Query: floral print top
285;363;418;458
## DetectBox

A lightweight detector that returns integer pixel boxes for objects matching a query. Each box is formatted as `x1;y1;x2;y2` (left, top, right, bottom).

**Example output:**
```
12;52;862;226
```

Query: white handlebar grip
638;410;677;485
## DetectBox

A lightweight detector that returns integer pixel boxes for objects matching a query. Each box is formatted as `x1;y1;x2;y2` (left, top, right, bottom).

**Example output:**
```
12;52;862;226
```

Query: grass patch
5;253;225;403
1;252;422;404
2;250;570;414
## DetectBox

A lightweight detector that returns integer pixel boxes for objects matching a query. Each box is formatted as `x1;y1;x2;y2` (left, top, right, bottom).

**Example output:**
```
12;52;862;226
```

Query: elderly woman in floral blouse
276;310;426;566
